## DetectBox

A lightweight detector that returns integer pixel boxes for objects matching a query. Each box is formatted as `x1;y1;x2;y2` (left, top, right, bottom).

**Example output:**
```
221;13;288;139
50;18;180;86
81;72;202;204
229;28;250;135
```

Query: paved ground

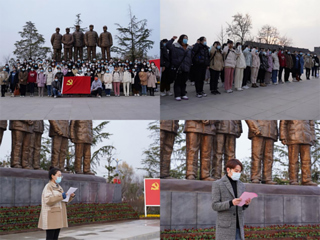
0;91;160;120
160;75;320;120
1;219;160;240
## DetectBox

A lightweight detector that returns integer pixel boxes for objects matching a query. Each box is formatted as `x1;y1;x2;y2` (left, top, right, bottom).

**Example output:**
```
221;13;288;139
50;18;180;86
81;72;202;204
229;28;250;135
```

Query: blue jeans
52;88;61;97
272;70;278;83
47;85;52;96
235;228;241;240
105;89;111;95
141;85;147;95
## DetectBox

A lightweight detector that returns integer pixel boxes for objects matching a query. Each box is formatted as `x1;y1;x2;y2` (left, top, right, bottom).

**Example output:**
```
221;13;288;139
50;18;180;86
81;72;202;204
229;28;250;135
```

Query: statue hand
281;140;287;145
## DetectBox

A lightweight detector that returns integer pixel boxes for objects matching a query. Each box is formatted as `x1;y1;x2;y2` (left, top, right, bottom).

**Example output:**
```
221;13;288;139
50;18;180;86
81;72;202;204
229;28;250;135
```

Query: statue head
89;25;94;31
56;28;60;34
66;28;70;34
103;26;107;32
76;25;80;31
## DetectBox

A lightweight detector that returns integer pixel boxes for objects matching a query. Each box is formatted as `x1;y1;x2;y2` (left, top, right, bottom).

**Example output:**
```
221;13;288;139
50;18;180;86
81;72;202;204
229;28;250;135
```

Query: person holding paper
212;159;251;240
38;167;75;240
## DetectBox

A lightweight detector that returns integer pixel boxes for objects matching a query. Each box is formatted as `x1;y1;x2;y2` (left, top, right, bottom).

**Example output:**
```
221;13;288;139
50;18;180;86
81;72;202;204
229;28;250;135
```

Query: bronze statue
84;25;99;61
246;120;278;184
49;120;70;172
70;120;94;175
184;120;217;181
212;121;242;179
0;120;7;146
9;121;34;169
280;120;317;186
73;25;85;61
62;28;74;61
51;28;62;62
99;26;113;61
29;121;44;170
160;120;179;179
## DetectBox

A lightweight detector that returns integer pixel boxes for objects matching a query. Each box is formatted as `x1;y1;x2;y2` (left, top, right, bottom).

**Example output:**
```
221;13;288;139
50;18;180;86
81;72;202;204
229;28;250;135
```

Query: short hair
225;159;243;172
103;25;107;28
199;36;206;42
56;28;60;30
75;25;80;27
66;28;70;30
49;166;60;180
227;39;233;44
89;24;94;27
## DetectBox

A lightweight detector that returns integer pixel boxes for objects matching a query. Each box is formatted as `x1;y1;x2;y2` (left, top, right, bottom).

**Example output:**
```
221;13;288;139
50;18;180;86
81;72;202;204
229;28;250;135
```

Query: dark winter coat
192;43;210;66
259;53;269;71
160;42;170;68
165;38;192;73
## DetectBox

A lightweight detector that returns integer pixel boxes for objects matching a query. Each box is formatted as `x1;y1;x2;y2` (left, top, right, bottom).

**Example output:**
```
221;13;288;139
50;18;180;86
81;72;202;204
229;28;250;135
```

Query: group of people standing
0;58;160;98
160;35;320;101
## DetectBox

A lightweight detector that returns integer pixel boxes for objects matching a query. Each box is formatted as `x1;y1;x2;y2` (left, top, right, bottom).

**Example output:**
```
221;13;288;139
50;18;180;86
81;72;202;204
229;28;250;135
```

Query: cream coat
38;181;74;230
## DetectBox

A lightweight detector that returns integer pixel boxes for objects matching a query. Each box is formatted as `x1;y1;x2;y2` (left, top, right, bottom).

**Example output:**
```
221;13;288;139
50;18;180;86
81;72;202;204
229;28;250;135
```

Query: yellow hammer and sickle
66;79;73;85
151;182;159;190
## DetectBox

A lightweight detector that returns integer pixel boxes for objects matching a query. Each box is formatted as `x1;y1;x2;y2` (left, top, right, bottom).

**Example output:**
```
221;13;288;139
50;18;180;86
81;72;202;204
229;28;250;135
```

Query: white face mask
230;170;241;181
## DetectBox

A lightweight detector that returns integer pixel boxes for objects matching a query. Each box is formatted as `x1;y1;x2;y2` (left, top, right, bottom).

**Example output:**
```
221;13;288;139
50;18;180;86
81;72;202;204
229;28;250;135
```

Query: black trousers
20;84;26;96
160;68;171;92
242;66;251;86
174;71;189;97
29;82;35;94
91;88;102;96
193;65;207;94
1;84;6;97
46;228;60;240
278;66;284;82
148;87;155;96
209;69;220;91
221;68;225;83
284;68;291;82
258;69;265;83
306;68;311;79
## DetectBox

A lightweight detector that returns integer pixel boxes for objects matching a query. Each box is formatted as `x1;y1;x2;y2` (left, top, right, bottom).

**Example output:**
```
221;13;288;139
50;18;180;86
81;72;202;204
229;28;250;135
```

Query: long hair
178;34;188;45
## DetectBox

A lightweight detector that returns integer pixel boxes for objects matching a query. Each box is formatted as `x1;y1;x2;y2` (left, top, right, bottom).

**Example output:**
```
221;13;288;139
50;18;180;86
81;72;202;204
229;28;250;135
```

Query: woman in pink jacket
37;68;47;97
222;39;239;93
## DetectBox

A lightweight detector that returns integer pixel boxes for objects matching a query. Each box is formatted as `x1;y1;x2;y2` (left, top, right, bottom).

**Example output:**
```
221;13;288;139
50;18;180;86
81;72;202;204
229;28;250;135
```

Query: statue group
160;120;317;186
0;120;94;175
51;25;113;62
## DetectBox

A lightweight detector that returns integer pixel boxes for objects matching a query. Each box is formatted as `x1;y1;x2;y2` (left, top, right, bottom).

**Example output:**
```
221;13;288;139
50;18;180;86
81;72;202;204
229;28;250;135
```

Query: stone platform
160;179;320;230
0;167;121;207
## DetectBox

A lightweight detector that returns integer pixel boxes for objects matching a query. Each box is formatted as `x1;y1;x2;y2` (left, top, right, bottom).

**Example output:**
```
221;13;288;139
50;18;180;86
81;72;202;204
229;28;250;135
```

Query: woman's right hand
232;198;242;206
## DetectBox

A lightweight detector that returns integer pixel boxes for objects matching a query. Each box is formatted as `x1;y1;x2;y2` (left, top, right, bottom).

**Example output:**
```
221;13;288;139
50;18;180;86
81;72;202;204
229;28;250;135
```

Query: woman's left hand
71;193;75;198
245;198;251;205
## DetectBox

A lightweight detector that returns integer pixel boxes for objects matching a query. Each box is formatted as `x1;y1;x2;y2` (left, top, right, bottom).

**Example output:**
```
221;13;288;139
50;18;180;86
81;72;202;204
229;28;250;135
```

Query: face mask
58;70;61;72
55;177;62;184
49;70;52;72
31;69;34;71
217;45;221;50
6;66;8;68
68;70;71;72
41;70;44;72
300;53;303;55
130;62;132;64
22;69;25;71
281;51;283;54
55;79;58;81
163;43;166;46
263;52;266;55
307;54;310;56
230;170;241;181
132;69;135;72
106;71;109;73
73;67;75;69
288;52;291;54
141;69;144;72
35;65;38;67
3;69;5;71
183;39;188;44
148;68;151;71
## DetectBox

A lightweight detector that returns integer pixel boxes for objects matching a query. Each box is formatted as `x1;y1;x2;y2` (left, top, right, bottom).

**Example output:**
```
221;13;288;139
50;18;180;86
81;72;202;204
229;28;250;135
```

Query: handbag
105;83;112;89
14;87;20;96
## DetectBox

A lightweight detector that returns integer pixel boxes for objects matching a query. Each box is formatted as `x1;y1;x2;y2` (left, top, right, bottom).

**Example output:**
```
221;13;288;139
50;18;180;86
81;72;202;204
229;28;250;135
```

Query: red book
62;76;91;94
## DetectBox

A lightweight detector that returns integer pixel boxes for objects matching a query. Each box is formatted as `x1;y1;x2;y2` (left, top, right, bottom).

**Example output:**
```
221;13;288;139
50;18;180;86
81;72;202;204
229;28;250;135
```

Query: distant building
244;41;310;53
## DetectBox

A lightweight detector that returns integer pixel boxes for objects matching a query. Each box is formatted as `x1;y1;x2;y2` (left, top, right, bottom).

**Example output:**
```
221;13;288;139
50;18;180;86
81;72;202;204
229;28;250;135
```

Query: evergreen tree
13;21;51;60
140;121;160;177
112;6;154;61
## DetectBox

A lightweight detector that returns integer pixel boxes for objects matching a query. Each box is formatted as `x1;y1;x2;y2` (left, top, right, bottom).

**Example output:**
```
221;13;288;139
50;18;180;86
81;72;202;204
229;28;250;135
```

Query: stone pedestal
0;167;121;207
160;179;320;231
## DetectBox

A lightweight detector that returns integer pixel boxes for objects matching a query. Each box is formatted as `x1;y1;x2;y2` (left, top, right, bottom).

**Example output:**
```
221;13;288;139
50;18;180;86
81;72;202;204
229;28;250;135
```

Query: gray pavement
0;92;159;120
160;75;320;120
1;219;160;240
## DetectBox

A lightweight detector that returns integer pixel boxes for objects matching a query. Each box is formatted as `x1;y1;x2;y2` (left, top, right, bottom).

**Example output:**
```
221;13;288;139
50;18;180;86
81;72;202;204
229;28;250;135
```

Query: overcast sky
0;120;155;178
161;0;320;51
0;0;160;65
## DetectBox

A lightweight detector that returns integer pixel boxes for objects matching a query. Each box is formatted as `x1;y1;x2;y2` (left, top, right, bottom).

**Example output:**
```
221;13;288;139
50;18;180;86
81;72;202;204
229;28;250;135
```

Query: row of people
0;59;160;97
160;35;320;101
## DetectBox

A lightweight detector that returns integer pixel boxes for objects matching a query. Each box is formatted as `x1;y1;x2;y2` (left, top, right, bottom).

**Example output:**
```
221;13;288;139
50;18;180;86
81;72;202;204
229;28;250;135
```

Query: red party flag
62;76;91;94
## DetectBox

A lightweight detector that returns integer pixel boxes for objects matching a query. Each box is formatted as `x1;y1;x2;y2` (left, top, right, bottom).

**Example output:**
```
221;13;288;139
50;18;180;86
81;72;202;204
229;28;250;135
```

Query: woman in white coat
234;43;246;91
103;70;113;97
272;50;280;84
122;68;132;96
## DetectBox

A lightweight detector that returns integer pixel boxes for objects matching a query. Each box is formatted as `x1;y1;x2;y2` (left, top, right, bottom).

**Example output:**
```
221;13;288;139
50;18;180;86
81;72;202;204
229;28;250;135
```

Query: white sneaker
11;94;14;97
137;94;140;96
182;95;189;100
242;85;250;89
107;95;110;97
175;97;181;101
160;92;166;97
273;82;278;85
167;91;173;96
54;96;57;98
227;89;233;93
237;88;243;91
98;95;101;98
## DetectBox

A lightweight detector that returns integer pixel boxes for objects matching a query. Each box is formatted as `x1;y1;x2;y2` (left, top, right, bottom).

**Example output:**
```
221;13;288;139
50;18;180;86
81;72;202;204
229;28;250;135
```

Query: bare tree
278;35;293;47
226;13;252;45
216;25;228;44
257;25;280;44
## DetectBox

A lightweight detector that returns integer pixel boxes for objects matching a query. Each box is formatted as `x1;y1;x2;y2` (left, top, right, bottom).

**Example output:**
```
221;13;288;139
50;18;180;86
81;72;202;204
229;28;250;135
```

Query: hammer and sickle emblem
66;79;73;85
151;182;159;190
